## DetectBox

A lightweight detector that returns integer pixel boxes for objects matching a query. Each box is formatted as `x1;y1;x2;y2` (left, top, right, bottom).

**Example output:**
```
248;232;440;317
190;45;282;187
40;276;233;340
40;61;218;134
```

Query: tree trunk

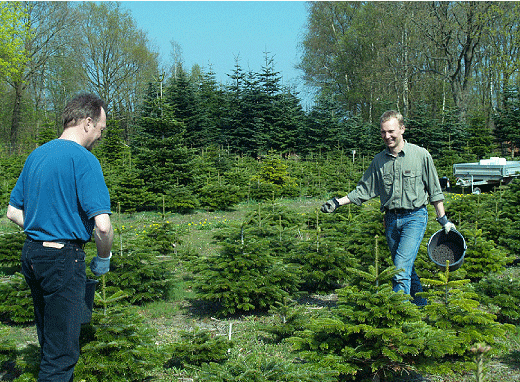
9;81;24;154
402;24;409;115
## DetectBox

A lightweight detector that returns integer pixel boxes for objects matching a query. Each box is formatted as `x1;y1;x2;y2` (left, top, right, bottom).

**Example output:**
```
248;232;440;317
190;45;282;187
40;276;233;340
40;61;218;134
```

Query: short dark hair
62;93;106;129
380;110;404;128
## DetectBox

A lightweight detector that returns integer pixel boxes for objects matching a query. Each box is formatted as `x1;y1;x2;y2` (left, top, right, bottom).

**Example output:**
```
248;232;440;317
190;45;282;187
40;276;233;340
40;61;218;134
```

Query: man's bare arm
93;213;113;258
432;200;446;219
336;195;352;206
6;204;24;229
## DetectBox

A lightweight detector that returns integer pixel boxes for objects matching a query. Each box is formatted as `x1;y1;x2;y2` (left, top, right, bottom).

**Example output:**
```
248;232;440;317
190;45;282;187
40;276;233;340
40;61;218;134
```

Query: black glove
321;197;340;213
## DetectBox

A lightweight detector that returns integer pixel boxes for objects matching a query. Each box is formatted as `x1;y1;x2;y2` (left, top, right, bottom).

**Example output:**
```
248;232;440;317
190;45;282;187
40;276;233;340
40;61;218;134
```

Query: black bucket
81;279;99;324
427;229;467;271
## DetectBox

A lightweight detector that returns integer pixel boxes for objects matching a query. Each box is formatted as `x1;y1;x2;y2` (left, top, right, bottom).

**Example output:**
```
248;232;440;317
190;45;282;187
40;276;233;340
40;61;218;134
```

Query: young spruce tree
289;241;454;381
194;208;301;317
420;266;514;375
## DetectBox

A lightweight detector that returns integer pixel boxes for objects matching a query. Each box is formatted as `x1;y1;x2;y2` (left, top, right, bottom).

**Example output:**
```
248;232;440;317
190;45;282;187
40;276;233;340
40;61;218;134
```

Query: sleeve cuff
436;215;448;226
98;252;112;261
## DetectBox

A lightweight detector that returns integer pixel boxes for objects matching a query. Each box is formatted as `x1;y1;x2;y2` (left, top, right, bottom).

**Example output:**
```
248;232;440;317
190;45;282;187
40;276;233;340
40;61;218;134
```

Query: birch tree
76;1;159;121
3;2;72;151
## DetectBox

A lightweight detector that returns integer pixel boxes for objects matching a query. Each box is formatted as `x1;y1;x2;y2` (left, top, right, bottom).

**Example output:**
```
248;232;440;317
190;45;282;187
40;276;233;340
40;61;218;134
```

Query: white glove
90;252;112;276
443;221;456;233
436;215;456;234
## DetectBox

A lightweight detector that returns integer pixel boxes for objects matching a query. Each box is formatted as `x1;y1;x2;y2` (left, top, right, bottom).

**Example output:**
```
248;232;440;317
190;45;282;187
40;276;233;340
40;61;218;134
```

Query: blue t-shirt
9;139;111;242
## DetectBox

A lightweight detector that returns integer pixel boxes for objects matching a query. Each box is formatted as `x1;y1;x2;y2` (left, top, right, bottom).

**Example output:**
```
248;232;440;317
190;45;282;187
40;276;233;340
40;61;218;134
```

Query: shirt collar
385;140;408;157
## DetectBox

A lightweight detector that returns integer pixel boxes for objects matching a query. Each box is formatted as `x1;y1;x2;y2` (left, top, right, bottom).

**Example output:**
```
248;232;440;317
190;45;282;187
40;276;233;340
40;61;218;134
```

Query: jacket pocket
403;171;418;199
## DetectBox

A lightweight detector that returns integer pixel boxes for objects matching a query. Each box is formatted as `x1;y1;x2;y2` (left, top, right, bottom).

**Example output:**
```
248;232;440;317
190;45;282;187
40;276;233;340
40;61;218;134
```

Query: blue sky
120;1;314;105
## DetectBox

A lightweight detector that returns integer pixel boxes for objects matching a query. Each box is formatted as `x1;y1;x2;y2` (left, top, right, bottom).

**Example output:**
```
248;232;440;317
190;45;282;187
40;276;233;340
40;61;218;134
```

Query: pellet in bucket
431;242;463;265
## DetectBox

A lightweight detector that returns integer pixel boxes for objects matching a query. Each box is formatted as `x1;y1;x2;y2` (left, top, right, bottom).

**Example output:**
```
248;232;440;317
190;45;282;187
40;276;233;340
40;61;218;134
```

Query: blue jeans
384;207;428;306
21;239;86;382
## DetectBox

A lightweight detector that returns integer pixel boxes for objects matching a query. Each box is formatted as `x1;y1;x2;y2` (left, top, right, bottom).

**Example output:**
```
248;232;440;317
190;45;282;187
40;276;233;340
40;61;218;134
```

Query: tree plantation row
0;139;478;219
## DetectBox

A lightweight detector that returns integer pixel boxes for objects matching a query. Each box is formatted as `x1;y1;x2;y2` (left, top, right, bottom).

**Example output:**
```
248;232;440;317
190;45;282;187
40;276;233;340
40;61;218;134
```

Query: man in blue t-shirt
7;93;114;382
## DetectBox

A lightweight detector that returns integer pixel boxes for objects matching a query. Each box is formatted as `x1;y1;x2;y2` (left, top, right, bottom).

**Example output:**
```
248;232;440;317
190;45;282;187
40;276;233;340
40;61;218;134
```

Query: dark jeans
21;239;86;382
384;206;428;306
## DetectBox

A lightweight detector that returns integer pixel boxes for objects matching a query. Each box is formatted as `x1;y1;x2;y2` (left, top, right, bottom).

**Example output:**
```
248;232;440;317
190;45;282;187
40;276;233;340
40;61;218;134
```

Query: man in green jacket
321;110;455;305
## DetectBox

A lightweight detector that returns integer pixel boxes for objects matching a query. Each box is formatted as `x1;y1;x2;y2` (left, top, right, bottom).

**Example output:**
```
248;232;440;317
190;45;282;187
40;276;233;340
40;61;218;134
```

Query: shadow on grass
502;349;520;369
187;298;222;318
0;343;39;381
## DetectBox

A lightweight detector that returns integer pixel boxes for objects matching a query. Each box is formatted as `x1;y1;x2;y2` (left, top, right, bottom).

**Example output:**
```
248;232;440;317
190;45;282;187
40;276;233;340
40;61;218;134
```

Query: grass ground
2;197;520;381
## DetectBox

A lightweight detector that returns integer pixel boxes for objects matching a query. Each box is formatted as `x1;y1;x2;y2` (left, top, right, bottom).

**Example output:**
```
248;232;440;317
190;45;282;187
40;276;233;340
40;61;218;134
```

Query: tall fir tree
272;89;305;155
195;66;224;147
166;65;209;148
133;89;195;210
257;53;303;154
301;93;344;155
241;70;269;156
221;59;254;155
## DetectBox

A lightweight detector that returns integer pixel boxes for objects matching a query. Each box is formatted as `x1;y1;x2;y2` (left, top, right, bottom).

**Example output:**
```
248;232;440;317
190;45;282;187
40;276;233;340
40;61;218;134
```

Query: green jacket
347;141;445;211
